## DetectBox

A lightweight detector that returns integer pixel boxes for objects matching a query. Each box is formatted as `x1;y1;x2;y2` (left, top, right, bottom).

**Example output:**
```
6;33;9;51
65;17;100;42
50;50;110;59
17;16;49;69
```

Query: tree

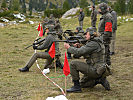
113;0;126;15
29;0;33;15
38;0;45;11
79;0;89;8
11;0;20;11
128;0;133;14
63;0;70;11
1;0;6;8
22;0;26;13
49;2;57;9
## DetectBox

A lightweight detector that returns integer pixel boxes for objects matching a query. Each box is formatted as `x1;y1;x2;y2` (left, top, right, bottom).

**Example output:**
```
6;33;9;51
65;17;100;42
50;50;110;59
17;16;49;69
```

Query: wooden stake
65;76;67;95
54;58;56;73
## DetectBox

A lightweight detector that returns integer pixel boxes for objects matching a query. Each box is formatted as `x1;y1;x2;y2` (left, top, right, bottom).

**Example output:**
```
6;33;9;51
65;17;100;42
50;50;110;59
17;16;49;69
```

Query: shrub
44;9;66;18
0;10;12;17
113;0;126;15
84;8;91;17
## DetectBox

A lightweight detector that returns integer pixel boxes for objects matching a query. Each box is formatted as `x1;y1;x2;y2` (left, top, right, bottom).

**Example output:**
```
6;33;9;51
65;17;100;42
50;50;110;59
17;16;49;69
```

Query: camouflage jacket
110;10;117;31
91;9;97;21
98;12;113;37
78;11;85;21
68;37;105;66
36;34;60;56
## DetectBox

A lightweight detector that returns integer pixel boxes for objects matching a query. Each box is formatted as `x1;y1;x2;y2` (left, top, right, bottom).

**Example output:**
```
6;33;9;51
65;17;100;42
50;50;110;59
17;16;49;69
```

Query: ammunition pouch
96;64;106;75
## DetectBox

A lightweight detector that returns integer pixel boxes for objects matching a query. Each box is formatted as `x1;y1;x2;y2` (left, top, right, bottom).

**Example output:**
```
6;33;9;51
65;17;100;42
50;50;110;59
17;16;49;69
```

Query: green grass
0;17;133;100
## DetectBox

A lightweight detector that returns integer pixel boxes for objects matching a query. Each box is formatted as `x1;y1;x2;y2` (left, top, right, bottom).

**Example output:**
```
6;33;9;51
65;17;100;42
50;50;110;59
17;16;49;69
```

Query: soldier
42;16;49;29
19;26;62;72
75;26;84;36
48;14;55;25
108;6;117;55
54;18;63;40
67;26;84;59
78;8;85;28
91;5;97;28
64;27;110;93
98;3;113;66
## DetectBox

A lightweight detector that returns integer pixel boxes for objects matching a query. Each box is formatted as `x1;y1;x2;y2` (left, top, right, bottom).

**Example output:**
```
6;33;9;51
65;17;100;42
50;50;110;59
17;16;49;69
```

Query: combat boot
56;59;63;69
100;77;110;91
110;52;115;56
19;66;29;72
80;80;97;88
67;52;72;59
66;80;82;93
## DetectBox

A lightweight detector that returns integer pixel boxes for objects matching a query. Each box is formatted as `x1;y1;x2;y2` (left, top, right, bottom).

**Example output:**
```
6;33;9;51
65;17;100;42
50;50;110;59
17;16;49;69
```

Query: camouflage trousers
103;35;111;66
25;52;53;69
110;31;116;53
79;21;83;28
91;20;97;28
70;60;100;81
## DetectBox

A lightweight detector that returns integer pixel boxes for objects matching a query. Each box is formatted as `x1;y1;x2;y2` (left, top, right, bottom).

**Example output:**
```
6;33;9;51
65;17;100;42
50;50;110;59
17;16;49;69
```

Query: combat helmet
85;27;97;35
76;26;82;32
45;25;55;32
98;3;108;14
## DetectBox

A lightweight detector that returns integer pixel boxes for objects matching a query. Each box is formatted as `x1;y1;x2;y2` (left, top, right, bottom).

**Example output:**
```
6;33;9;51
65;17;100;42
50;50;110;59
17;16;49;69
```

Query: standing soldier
64;27;110;92
19;26;61;72
98;3;113;66
91;5;97;28
108;6;117;55
78;8;85;28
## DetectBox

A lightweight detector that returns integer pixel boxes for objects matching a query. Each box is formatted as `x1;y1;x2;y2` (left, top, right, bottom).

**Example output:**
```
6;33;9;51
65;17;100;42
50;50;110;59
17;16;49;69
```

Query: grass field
0;17;133;100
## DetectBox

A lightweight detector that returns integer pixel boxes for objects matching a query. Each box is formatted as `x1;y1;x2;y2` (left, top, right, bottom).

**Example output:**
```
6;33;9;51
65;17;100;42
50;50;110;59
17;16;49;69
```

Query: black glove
33;45;38;50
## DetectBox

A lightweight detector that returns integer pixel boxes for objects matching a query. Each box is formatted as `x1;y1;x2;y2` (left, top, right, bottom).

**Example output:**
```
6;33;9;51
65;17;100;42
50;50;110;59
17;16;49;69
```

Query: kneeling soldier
64;27;110;92
19;26;61;72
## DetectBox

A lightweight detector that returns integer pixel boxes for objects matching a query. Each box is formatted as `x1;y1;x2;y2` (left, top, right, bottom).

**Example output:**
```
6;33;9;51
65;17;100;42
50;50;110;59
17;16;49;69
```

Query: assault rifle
25;38;45;49
64;30;77;36
54;36;87;44
24;31;57;49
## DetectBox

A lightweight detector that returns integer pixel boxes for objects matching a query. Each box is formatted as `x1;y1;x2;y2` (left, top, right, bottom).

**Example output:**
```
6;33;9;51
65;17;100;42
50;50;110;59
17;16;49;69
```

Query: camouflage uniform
91;6;97;28
67;26;84;59
68;37;105;80
78;8;85;28
19;29;61;72
108;7;117;54
76;26;84;36
98;3;113;66
48;14;55;25
67;28;110;92
42;17;49;29
54;18;63;40
26;33;59;69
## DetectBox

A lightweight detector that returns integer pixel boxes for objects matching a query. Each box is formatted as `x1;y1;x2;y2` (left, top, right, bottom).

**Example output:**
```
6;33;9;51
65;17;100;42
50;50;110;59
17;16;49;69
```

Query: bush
113;0;126;15
0;10;12;17
44;9;66;18
84;8;91;17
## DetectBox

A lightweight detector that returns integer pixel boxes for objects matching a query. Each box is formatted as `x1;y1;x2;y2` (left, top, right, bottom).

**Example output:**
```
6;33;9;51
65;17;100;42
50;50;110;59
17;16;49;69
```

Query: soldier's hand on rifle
64;43;70;49
73;43;81;48
33;45;38;50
